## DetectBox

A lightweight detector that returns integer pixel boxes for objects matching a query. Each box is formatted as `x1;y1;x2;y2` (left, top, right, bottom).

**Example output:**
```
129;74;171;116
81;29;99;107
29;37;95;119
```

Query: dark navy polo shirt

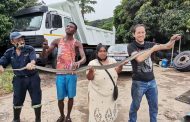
0;45;37;76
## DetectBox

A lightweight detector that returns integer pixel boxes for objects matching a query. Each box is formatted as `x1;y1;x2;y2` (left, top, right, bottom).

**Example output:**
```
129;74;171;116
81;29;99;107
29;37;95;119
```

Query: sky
40;0;121;21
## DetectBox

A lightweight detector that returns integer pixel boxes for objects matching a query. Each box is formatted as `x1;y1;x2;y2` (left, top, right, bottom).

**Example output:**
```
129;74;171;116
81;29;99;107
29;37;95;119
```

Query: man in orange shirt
41;22;86;122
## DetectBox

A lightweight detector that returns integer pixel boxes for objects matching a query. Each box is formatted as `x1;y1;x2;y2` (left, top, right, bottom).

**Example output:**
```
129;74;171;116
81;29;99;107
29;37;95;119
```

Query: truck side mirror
52;15;62;28
45;13;51;28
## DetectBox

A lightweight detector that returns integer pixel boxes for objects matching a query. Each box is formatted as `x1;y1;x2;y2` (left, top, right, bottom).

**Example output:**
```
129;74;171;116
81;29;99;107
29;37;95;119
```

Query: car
107;44;132;72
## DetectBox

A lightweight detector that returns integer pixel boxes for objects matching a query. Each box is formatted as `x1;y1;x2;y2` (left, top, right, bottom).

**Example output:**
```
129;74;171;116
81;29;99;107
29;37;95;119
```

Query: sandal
65;117;72;122
56;116;65;122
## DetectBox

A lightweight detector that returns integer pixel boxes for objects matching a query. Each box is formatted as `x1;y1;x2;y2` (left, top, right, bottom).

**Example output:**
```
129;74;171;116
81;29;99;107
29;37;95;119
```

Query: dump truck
13;0;115;67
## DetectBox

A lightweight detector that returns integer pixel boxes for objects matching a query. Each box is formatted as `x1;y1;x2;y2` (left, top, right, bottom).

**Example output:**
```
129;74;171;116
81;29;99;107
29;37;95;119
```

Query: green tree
113;0;146;43
0;0;38;46
74;0;97;20
86;17;113;30
114;0;190;47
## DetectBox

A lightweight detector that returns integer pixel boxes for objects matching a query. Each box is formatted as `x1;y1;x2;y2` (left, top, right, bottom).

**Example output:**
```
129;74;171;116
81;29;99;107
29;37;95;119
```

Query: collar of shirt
12;46;28;55
133;40;145;49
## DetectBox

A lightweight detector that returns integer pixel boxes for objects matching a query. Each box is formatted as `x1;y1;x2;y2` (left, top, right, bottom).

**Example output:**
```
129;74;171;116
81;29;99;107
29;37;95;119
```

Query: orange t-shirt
56;38;76;70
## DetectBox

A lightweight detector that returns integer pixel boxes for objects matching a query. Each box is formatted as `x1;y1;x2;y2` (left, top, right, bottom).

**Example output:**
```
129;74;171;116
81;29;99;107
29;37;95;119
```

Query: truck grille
24;35;44;48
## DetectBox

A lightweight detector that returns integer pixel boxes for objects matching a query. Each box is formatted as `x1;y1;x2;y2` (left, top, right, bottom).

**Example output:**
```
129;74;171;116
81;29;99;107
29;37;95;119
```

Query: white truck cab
13;0;115;67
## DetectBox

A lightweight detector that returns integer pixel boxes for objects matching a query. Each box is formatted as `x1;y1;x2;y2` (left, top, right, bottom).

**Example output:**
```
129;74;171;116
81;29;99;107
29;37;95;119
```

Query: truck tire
51;47;58;69
173;51;190;72
85;49;95;64
89;51;96;61
36;57;47;66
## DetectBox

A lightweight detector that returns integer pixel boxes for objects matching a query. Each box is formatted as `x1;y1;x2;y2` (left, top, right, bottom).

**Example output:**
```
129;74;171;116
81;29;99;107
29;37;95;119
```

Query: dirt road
0;66;189;122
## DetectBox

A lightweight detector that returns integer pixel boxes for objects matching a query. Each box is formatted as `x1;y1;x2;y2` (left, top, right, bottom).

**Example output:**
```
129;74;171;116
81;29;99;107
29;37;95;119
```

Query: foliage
0;0;38;47
0;70;13;94
86;17;113;30
114;0;190;47
74;0;97;19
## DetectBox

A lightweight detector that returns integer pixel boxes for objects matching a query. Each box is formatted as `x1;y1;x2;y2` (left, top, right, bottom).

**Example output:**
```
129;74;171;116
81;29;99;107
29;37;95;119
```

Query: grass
0;70;13;94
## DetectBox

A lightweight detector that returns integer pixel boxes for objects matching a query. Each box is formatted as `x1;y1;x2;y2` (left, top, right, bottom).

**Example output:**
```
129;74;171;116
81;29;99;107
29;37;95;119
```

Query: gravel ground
0;66;190;122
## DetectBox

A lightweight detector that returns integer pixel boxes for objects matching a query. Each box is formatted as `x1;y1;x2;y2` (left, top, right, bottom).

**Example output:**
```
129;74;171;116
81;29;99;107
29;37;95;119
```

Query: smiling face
133;26;146;44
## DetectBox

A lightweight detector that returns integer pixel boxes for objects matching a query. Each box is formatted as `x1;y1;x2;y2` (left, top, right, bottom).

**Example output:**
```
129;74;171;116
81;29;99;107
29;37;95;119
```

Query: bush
0;71;13;94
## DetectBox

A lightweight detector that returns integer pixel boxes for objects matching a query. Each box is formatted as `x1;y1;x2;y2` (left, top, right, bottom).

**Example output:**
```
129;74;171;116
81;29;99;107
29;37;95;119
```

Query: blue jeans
128;79;158;122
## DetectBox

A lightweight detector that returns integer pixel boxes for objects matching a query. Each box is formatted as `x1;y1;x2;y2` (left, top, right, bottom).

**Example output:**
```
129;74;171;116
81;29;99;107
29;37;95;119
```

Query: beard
14;43;25;49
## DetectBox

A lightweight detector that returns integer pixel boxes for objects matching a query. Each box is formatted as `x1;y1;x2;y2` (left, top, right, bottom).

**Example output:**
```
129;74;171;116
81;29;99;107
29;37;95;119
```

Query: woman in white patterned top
86;43;127;122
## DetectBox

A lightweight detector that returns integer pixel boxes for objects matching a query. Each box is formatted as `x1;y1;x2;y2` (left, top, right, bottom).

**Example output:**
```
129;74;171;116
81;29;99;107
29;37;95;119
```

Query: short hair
131;24;146;34
69;22;77;30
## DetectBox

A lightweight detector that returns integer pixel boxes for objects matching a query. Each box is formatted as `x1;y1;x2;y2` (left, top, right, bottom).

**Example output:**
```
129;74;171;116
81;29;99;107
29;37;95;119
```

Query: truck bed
48;0;115;46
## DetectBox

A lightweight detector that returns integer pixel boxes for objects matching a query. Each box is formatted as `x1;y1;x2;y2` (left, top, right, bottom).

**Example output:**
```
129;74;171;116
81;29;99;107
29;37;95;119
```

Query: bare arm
26;60;36;70
135;34;181;63
115;65;123;74
0;65;4;74
133;48;155;63
40;39;59;58
86;66;94;80
76;41;86;65
30;60;36;64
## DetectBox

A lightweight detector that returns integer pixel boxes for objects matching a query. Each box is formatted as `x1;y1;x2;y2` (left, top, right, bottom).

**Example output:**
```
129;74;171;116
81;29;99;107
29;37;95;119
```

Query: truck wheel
51;48;58;69
36;57;47;66
85;49;95;64
173;51;190;72
89;51;96;61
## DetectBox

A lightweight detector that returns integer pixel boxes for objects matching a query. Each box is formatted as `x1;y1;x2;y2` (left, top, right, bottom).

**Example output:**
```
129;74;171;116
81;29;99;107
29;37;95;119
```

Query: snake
5;49;148;73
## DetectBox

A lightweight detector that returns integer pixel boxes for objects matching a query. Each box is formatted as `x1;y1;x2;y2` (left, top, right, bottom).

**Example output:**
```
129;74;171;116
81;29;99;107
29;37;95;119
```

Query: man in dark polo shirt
0;32;42;122
127;24;181;122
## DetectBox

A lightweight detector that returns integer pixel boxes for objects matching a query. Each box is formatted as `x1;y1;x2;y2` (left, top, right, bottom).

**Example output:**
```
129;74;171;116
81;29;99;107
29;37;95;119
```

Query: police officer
0;32;42;122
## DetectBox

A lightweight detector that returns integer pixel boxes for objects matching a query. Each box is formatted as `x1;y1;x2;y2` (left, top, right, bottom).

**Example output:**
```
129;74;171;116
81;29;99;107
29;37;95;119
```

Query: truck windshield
14;13;43;31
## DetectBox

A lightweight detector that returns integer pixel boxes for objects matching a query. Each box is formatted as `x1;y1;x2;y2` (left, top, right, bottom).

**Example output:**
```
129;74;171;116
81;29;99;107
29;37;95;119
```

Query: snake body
5;49;148;73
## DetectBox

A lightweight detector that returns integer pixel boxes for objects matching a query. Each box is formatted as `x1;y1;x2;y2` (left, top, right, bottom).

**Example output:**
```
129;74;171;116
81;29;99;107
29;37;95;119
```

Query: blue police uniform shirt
0;45;37;76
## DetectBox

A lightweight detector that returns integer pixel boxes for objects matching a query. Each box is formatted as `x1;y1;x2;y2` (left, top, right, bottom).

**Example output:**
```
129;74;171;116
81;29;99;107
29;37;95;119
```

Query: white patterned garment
87;58;118;122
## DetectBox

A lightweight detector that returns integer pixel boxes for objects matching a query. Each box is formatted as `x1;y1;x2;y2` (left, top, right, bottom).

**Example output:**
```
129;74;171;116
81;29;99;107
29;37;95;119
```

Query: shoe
65;117;72;122
56;116;65;122
12;120;20;122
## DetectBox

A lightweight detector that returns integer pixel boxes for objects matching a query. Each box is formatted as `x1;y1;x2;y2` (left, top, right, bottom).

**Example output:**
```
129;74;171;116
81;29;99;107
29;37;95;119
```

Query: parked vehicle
107;44;132;72
13;0;115;67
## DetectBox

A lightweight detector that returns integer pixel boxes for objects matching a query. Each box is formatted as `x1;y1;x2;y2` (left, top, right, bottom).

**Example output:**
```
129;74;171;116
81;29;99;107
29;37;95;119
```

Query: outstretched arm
0;49;12;74
0;65;4;74
0;49;11;69
134;34;181;63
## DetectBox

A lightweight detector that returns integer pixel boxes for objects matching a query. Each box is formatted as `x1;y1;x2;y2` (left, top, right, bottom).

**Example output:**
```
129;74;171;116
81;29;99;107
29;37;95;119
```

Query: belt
14;72;37;78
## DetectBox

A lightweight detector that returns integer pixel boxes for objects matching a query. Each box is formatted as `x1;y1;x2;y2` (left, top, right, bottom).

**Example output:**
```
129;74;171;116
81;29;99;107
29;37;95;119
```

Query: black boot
184;115;190;122
12;108;21;122
34;107;41;122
